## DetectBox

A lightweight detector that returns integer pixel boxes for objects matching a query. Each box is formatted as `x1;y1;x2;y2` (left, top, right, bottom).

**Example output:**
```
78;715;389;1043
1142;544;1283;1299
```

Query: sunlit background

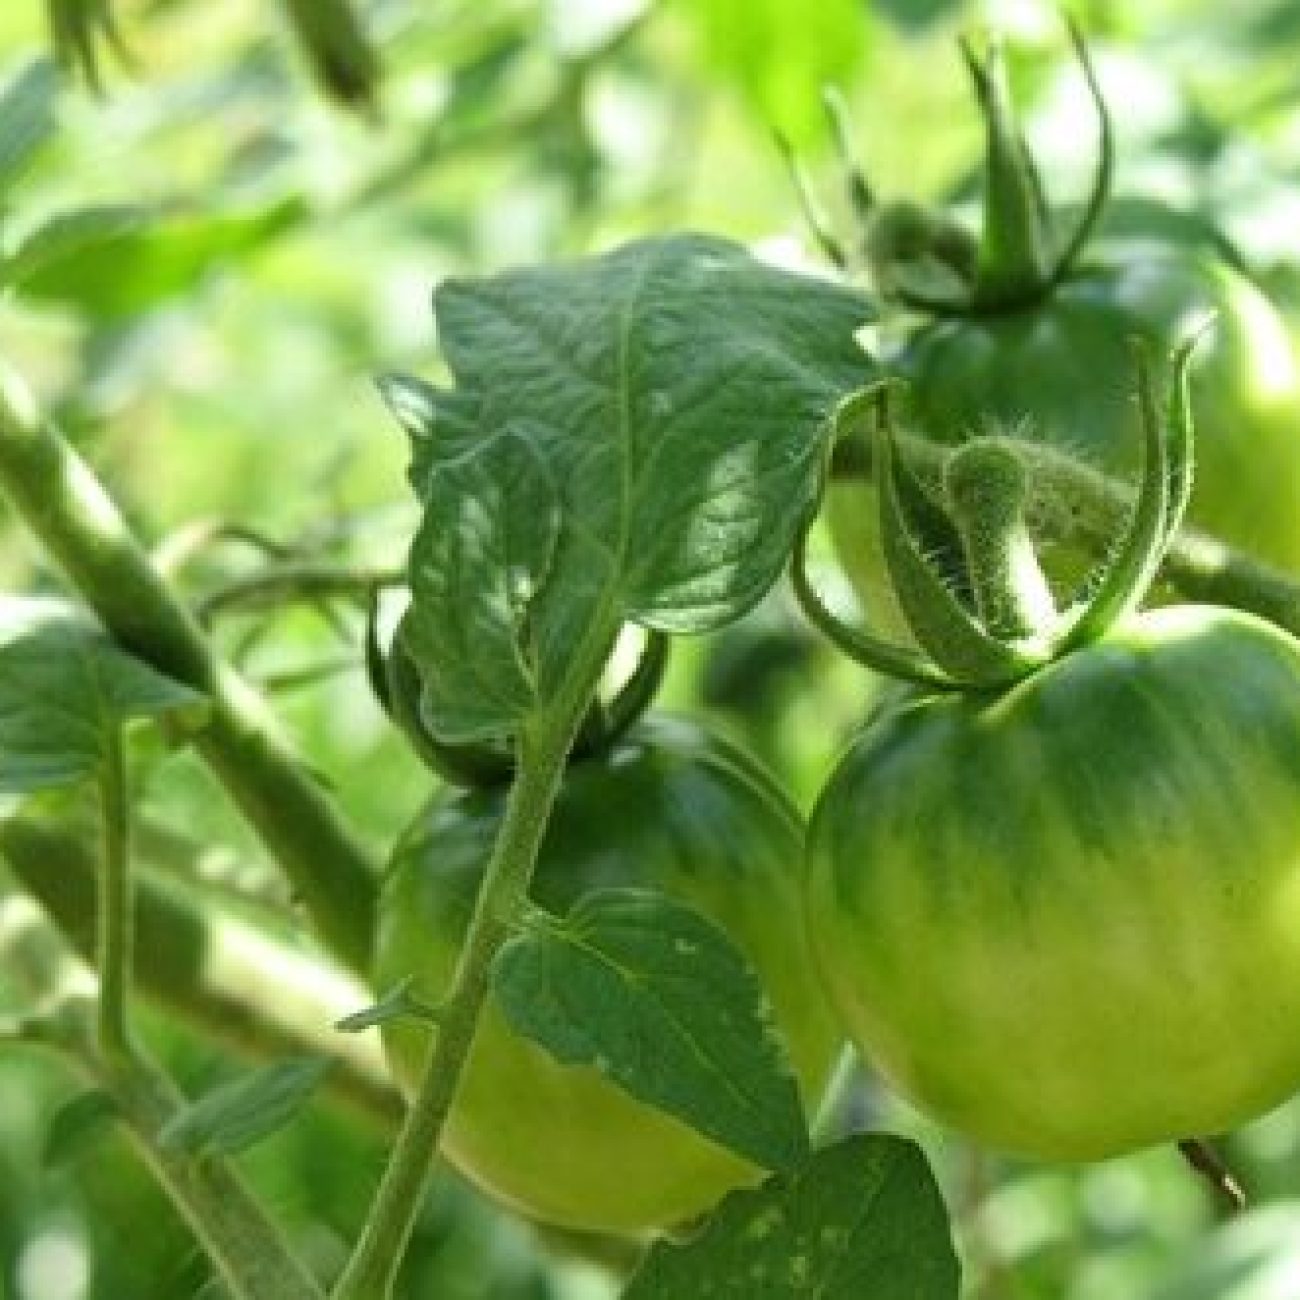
4;1;1300;1296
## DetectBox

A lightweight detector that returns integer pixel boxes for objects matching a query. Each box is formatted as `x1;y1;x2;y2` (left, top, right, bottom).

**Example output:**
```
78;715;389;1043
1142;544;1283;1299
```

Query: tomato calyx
785;20;1113;319
955;21;1113;314
366;605;670;789
793;335;1202;692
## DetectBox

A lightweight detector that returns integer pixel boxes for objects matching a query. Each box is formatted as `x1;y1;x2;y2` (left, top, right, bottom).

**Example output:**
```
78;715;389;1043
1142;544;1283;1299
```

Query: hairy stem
88;715;324;1296
332;634;613;1300
831;429;1300;637
944;440;1056;639
18;994;323;1297
0;368;377;973
99;1041;326;1300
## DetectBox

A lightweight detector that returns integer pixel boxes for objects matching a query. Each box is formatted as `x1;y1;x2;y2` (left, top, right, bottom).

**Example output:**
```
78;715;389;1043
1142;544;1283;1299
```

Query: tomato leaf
335;975;438;1033
623;1134;960;1299
0;59;59;196
0;597;208;793
43;1089;119;1169
387;233;872;739
157;1057;333;1157
6;195;304;315
401;425;561;743
492;887;810;1174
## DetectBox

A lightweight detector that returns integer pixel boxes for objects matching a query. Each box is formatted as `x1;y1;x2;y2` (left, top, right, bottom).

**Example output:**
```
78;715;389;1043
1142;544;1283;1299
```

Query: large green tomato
830;242;1300;630
807;605;1300;1160
375;717;841;1234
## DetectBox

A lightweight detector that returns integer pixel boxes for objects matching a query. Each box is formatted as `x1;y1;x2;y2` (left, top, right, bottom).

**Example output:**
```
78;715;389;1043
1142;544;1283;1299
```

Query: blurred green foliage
4;1;1300;1297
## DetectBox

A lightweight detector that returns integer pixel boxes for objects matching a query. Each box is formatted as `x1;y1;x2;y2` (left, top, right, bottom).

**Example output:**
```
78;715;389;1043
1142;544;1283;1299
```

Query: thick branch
0;369;377;973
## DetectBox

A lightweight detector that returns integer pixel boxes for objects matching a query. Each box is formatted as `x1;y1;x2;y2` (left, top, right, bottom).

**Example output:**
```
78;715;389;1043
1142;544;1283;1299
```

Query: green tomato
830;242;1300;628
375;717;841;1234
807;604;1300;1160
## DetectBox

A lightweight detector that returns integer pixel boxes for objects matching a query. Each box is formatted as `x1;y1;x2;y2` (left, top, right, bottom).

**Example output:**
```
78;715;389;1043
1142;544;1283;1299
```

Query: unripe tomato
830;243;1300;630
807;605;1300;1159
375;717;841;1234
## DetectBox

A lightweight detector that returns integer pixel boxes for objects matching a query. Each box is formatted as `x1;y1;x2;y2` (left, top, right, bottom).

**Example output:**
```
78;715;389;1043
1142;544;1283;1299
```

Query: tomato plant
375;716;841;1234
9;8;1300;1300
822;28;1300;630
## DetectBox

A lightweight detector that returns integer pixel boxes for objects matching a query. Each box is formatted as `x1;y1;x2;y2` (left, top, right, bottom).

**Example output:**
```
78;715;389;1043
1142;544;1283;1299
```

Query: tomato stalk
96;1044;327;1300
332;626;616;1300
1178;1139;1246;1213
828;330;1300;637
873;387;1039;684
943;439;1056;640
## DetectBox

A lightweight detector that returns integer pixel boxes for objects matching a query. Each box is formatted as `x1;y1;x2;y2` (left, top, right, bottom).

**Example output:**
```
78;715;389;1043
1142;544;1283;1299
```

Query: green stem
830;428;1300;638
821;85;874;227
1177;1138;1246;1214
16;997;323;1299
0;368;377;974
96;726;133;1063
1;814;401;1130
332;635;613;1300
944;440;1056;640
87;720;324;1297
99;1046;325;1300
874;393;1036;684
199;561;398;621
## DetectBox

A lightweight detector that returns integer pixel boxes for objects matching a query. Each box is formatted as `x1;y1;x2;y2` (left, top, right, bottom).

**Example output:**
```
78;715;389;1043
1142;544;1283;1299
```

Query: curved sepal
1046;19;1115;288
1161;321;1212;546
599;629;671;750
1054;340;1175;652
789;517;958;691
